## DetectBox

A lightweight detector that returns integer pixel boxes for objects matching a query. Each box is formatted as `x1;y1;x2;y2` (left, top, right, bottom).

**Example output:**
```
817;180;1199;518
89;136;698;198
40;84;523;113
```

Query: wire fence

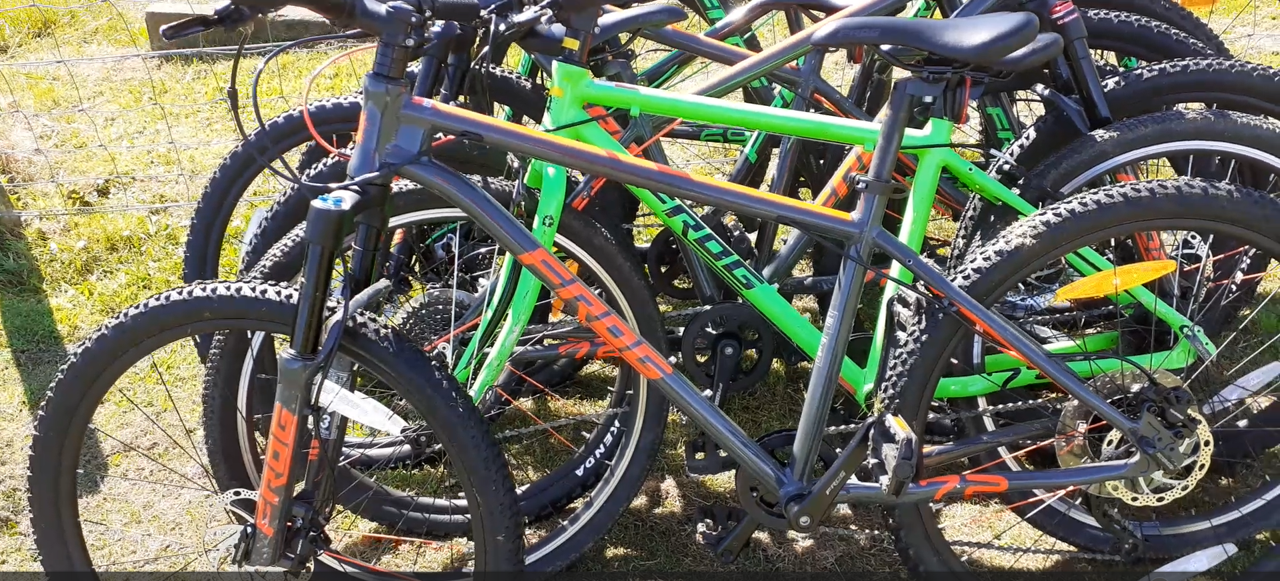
0;0;368;219
0;0;1277;220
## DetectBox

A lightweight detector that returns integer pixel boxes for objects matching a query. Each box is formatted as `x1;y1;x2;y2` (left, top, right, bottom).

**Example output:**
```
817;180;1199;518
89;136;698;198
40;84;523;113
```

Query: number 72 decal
918;474;1009;500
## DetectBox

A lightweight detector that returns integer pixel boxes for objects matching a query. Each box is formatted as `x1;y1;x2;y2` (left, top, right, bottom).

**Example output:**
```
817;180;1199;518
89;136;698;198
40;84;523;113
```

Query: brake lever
493;5;550;42
158;3;263;42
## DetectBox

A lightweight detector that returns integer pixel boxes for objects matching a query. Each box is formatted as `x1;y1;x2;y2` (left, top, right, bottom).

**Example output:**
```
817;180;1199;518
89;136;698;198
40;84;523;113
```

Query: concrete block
145;3;340;51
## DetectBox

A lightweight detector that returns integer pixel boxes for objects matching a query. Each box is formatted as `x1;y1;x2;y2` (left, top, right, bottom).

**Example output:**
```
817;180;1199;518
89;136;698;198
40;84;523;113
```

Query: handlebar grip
159;15;221;41
428;0;482;22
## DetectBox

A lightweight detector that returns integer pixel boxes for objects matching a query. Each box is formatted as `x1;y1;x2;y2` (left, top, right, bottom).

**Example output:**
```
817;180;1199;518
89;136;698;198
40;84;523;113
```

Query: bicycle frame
464;0;1119;349
457;29;1202;403
239;5;1194;567
361;65;1181;512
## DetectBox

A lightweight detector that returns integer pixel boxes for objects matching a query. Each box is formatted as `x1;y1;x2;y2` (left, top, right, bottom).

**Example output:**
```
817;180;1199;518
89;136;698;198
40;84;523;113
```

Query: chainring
681;302;776;394
735;429;838;531
646;228;697;300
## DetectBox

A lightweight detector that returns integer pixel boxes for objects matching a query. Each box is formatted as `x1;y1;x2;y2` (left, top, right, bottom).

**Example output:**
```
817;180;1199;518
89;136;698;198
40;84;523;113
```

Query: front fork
457;159;567;398
244;187;389;568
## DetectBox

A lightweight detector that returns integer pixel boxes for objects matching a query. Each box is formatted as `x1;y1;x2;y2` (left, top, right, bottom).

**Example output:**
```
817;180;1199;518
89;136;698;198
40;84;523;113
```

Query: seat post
558;8;603;64
864;78;915;185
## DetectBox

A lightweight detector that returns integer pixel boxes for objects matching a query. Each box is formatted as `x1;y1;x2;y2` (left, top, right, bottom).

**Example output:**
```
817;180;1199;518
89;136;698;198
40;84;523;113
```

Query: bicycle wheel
28;281;524;572
992;57;1280;195
1073;0;1229;56
951;9;1213;159
182;66;540;300
809;9;1214;314
886;178;1280;571
951;109;1280;313
206;188;669;572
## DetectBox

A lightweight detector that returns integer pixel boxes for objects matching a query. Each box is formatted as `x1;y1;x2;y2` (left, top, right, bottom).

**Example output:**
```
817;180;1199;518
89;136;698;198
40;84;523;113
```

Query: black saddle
811;12;1044;69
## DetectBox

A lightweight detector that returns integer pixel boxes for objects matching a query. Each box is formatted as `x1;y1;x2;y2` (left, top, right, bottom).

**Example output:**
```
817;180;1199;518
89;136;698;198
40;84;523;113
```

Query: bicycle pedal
685;434;737;476
871;413;919;496
695;504;749;554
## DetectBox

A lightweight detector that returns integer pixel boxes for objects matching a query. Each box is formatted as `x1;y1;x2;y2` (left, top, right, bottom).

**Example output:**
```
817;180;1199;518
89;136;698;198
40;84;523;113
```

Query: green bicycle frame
461;59;1207;407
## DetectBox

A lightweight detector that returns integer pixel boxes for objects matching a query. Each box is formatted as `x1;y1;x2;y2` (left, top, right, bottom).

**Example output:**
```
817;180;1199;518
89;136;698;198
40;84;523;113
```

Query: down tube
399;159;793;497
564;119;869;398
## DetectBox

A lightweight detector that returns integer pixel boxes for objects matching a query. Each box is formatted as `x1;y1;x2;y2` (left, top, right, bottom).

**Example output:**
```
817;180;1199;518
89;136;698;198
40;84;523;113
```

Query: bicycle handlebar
159;0;488;45
158;3;265;41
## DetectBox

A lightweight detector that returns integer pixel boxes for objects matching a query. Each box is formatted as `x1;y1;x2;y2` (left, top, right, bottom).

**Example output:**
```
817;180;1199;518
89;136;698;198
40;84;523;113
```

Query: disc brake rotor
1055;368;1213;505
202;488;314;578
1101;408;1213;507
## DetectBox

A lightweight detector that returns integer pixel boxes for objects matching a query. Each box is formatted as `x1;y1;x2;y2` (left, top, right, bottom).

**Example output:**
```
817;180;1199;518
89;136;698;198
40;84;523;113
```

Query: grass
0;0;1279;573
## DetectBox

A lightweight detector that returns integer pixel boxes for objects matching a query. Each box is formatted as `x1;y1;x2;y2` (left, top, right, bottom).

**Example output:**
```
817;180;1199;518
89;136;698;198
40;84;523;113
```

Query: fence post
0;183;21;235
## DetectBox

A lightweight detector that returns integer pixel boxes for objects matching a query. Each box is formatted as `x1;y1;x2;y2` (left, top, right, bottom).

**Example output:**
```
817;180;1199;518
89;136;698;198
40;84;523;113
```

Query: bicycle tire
29;280;525;572
214;195;670;572
238;172;588;393
950;60;1280;274
183;64;630;338
1075;0;1229;56
182;66;540;289
886;178;1280;571
996;57;1280;196
810;8;1212;307
951;110;1280;334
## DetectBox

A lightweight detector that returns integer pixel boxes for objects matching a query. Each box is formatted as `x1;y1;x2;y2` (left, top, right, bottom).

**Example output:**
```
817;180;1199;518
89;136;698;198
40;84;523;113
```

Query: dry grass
0;0;1279;574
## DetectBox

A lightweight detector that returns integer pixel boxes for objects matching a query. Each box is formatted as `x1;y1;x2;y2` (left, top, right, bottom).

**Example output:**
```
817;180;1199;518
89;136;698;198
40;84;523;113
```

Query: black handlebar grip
158;15;220;41
429;0;482;22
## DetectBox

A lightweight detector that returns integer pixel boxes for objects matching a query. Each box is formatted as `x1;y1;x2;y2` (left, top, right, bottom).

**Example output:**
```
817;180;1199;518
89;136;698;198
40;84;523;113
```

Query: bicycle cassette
391;288;478;356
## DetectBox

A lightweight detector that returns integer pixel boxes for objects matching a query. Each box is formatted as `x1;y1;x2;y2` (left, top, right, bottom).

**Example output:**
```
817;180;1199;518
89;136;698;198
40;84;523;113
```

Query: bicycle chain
1014;305;1127;327
823;394;1067;435
489;398;1127;562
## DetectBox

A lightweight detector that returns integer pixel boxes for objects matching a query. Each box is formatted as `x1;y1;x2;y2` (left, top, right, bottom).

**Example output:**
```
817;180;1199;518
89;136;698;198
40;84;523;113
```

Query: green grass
0;0;1279;573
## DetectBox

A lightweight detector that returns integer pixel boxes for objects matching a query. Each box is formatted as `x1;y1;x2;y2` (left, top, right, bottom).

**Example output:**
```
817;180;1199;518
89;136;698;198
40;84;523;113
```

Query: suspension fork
247;186;392;567
246;39;407;567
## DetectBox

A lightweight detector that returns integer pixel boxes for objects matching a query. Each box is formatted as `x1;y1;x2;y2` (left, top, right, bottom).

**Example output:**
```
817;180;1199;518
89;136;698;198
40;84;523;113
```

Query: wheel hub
1055;368;1213;505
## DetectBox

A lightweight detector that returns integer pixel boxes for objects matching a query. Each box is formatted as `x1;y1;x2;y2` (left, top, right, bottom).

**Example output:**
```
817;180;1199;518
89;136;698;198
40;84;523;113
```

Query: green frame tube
462;59;1205;408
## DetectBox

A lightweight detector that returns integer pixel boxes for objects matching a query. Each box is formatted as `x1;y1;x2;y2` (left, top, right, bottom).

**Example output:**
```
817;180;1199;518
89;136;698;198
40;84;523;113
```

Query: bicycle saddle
518;3;688;55
811;12;1040;68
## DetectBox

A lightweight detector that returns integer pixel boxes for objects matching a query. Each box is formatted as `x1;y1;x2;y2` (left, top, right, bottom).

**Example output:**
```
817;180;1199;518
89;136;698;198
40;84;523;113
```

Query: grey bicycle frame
349;51;1154;522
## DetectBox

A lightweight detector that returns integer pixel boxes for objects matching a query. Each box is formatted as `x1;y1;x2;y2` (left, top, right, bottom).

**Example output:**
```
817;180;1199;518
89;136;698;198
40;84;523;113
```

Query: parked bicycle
29;0;1278;575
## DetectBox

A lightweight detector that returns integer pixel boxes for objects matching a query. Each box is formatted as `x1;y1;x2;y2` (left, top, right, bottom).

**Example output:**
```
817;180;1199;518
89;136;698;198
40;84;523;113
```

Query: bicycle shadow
564;434;903;573
0;208;105;495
